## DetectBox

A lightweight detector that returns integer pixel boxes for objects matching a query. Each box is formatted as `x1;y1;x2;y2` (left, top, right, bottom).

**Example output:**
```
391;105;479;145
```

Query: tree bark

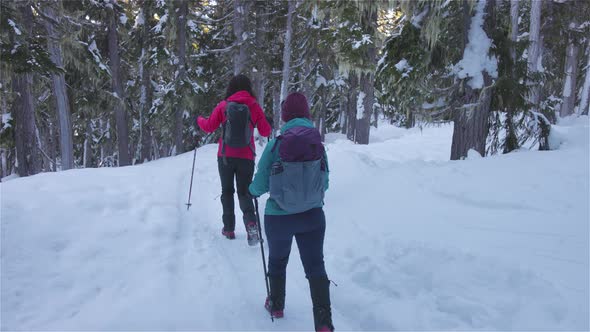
84;116;92;168
356;71;374;144
174;0;188;155
504;0;520;153
451;82;494;159
42;1;74;170
509;0;519;64
107;1;130;166
560;32;580;117
280;0;295;104
354;7;378;145
12;4;41;176
346;73;358;141
137;2;152;163
340;98;347;134
579;39;590;115
252;1;267;107
1;149;7;178
450;0;495;160
273;84;281;137
233;0;248;75
525;0;551;150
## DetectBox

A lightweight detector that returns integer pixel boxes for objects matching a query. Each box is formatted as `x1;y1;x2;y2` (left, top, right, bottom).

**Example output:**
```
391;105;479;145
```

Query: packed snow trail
2;117;588;330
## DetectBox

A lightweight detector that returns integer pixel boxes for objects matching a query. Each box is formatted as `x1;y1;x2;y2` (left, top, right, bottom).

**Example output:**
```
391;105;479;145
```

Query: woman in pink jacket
197;75;271;245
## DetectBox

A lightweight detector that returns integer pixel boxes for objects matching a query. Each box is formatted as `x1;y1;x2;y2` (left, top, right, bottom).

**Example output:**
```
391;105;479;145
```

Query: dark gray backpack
221;102;254;160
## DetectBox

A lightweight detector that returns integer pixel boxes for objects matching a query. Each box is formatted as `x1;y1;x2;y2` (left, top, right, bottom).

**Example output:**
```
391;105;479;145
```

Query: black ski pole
186;147;197;210
186;133;213;210
254;197;273;322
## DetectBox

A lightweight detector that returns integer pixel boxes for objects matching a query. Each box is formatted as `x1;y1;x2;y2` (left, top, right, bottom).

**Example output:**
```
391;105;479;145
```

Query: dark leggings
265;208;327;278
218;157;255;231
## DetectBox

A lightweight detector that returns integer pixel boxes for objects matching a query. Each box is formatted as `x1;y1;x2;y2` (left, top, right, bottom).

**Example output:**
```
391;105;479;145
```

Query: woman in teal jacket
249;92;333;332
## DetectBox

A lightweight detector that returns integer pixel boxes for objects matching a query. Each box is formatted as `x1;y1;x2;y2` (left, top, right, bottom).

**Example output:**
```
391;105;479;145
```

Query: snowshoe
246;222;260;246
264;297;284;318
222;228;235;240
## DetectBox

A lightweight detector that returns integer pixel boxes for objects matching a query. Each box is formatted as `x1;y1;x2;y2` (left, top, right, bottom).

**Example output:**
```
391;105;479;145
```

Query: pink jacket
197;91;271;160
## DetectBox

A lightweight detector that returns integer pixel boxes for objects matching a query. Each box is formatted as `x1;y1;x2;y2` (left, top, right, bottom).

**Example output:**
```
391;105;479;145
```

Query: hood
281;117;315;133
226;90;257;105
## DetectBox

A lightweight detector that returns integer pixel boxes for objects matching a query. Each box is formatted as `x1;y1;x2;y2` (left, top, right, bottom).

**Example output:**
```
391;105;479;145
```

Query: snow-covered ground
2;117;588;331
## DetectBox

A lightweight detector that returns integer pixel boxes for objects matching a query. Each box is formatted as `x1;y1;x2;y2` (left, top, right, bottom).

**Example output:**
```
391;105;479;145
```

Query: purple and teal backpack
269;126;328;214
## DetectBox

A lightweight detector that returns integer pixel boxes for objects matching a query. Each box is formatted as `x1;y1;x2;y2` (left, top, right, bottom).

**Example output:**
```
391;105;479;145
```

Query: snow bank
2;119;588;331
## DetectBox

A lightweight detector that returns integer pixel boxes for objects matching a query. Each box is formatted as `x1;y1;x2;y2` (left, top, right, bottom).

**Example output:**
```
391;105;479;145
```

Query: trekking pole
185;147;198;210
254;197;274;322
186;133;213;211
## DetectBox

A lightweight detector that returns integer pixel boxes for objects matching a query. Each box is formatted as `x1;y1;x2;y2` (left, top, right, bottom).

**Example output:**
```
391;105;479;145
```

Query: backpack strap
271;136;282;153
221;100;229;165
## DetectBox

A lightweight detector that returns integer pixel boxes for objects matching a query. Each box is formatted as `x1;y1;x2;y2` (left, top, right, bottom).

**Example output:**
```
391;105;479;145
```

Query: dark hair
225;74;256;99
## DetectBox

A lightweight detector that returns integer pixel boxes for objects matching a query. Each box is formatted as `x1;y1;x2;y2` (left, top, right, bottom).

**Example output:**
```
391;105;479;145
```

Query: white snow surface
454;0;498;89
2;118;589;331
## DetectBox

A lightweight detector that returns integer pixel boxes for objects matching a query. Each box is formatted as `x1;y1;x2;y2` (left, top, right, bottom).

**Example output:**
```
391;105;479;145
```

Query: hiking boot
221;228;235;239
264;297;284;318
264;275;286;318
246;222;260;246
309;276;334;332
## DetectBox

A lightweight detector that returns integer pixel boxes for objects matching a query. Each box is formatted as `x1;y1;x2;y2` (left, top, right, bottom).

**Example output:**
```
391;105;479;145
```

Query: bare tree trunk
404;107;415;129
560;33;580;117
579;40;590;115
451;83;494;159
12;4;41;176
50;120;58;171
13;74;40;176
273;84;281;137
509;0;519;62
233;0;248;75
340;98;347;134
356;71;374;144
253;1;267;107
526;0;551;150
42;1;74;170
450;0;495;160
107;1;130;166
319;97;327;141
1;149;7;178
280;0;295;103
84;117;92;167
302;47;316;107
354;6;378;145
174;0;188;155
503;0;520;153
346;73;358;141
37;119;51;171
136;2;153;163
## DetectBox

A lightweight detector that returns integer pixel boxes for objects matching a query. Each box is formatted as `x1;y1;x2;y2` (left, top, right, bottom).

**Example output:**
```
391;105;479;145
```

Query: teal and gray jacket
249;118;329;215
